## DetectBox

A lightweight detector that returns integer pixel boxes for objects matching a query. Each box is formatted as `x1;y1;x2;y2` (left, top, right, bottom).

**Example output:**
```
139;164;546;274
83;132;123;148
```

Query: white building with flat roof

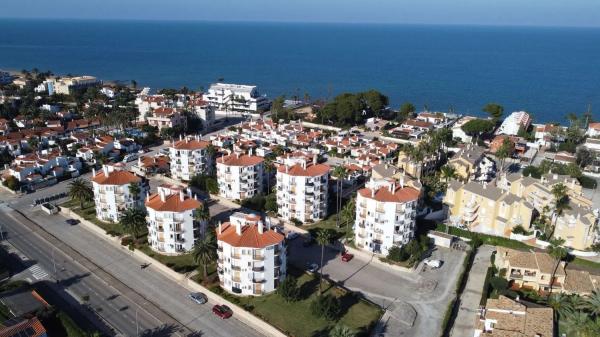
145;184;205;254
205;83;269;114
276;157;330;224
217;212;286;296
169;136;212;181
216;152;264;200
49;76;101;95
92;164;148;222
355;177;421;255
496;111;532;136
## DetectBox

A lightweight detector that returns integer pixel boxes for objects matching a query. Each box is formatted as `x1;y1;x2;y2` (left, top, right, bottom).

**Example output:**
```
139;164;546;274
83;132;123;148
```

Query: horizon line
1;16;600;29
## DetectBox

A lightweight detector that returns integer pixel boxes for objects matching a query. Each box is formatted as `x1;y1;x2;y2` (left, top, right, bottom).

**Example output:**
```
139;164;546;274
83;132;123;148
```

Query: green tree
128;182;141;201
264;156;275;193
119;208;147;239
68;178;93;209
562;309;592;337
271;95;286;122
439;165;457;182
194;203;211;225
329;325;356;337
461;119;495;142
310;294;341;320
397;102;416;121
315;229;333;294
547;293;573;323
2;176;20;191
192;231;218;280
278;275;300;302
495;137;513;173
547;238;568;299
483;103;504;123
340;197;355;232
265;193;278;213
584;290;600;317
551;183;571;230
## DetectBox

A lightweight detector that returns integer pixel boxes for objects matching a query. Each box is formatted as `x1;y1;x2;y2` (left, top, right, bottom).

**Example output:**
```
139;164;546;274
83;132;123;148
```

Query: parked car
188;292;208;304
286;232;299;240
341;252;354;262
65;219;80;226
424;259;442;269
212;304;233;319
306;263;319;274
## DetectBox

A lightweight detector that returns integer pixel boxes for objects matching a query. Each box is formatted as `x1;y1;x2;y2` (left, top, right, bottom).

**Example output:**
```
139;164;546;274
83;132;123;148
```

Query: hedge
435;224;531;251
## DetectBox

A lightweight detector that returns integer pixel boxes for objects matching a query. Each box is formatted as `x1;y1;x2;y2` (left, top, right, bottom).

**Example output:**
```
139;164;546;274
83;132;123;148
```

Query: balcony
510;271;523;280
218;246;223;252
232;253;242;259
253;278;266;284
231;265;241;271
253;254;265;261
275;258;282;266
252;266;264;272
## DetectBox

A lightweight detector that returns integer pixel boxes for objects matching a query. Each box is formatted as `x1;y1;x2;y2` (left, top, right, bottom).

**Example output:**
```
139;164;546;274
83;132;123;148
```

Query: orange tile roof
92;170;141;185
358;185;420;203
172;139;210;150
217;223;284;248
217;153;263;167
145;193;202;212
277;162;330;177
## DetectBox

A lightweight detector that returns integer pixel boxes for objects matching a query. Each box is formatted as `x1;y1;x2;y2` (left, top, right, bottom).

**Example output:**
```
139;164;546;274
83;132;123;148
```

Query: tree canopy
317;90;388;126
461;119;495;136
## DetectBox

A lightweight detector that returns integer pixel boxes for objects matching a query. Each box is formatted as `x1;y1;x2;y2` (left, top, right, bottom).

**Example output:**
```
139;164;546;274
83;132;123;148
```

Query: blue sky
2;0;600;27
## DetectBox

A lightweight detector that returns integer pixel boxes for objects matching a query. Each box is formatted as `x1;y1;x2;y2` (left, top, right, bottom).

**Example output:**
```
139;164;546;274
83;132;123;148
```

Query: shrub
2;176;19;191
489;276;509;292
511;225;530;235
310;294;341;321
241;195;266;212
386;246;409;262
291;218;303;226
579;175;597;189
278;276;300;302
120;236;133;246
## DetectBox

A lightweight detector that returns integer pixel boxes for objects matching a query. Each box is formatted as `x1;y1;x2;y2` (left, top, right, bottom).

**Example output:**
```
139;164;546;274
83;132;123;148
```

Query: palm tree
264;156;275;193
547;238;568;299
551;183;571;233
340;197;355;233
192;231;218;279
547;293;573;323
584;290;600;316
68;178;93;209
315;229;333;294
119;208;147;239
440;165;457;183
332;166;347;228
193;203;211;229
562;309;592;337
329;325;355;337
128;182;141;202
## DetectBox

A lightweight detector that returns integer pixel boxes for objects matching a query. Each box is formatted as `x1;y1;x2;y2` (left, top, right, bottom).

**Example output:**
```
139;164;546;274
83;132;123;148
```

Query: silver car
188;292;208;304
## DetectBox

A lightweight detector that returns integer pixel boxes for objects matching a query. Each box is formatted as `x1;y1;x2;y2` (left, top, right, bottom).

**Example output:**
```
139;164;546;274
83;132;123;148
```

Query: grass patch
209;267;381;337
136;244;198;274
0;302;12;322
61;199;125;236
569;257;600;271
303;214;354;241
435;224;531;251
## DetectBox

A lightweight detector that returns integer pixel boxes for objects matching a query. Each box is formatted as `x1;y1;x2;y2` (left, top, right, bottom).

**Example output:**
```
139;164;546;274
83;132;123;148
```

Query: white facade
205;83;269;114
276;158;330;223
216;153;264;200
145;185;205;254
92;164;148;222
217;212;286;296
49;76;101;95
169;136;212;181
355;178;420;256
587;123;600;138
452;116;477;143
496;111;531;136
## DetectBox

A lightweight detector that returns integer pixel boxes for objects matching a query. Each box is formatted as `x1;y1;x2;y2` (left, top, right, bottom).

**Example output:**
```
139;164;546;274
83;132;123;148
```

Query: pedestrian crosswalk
28;265;49;280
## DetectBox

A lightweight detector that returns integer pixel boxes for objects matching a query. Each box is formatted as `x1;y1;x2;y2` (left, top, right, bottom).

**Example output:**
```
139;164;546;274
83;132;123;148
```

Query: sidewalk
449;245;495;337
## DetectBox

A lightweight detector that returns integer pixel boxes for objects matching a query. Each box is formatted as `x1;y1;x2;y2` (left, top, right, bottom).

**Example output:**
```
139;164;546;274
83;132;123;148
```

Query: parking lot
285;231;466;337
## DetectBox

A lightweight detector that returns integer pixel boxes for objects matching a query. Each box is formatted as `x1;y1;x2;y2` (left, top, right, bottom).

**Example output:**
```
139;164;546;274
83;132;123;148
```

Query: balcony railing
231;265;241;271
252;266;264;272
253;254;265;261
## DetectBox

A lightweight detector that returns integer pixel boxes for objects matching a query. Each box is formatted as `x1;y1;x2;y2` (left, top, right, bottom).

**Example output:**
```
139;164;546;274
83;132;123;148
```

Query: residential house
216;212;286;296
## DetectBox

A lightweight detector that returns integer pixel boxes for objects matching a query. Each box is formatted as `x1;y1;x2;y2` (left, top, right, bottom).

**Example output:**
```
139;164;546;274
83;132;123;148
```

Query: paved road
286;234;465;337
450;245;495;337
0;206;164;336
0;203;263;337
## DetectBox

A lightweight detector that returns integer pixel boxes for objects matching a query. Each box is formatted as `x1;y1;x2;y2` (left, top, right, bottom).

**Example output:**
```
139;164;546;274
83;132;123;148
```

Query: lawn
61;199;124;236
137;244;199;274
569;257;600;271
303;214;354;241
210;267;382;337
435;224;531;250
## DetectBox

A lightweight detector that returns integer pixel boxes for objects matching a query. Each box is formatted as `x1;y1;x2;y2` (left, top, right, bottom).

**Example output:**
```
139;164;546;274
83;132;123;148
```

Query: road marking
28;264;49;280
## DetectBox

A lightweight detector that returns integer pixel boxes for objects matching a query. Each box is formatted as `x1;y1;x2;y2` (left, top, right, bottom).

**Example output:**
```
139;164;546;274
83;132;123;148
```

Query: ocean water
0;18;599;123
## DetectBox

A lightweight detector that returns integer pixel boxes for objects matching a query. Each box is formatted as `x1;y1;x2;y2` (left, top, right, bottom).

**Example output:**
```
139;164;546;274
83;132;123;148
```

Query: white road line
28;264;49;280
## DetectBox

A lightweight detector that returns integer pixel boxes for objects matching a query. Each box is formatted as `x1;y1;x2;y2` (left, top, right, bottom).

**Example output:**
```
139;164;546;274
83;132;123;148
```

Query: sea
1;18;599;123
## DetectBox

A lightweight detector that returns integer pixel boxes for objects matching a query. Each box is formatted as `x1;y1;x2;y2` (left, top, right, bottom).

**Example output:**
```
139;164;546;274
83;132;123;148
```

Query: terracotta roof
171;139;210;150
589;122;600;130
92;170;141;185
217;153;263;167
358;185;420;203
145;193;201;212
277;162;330;177
0;317;47;337
217;223;284;248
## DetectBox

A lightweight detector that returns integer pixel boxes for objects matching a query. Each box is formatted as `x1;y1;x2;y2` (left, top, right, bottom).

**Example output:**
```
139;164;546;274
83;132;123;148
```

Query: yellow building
444;180;534;237
396;151;439;179
447;145;486;181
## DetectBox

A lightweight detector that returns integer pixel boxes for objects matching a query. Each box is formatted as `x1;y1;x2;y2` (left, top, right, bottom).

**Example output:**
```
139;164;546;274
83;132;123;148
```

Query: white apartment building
276;158;330;223
496;111;532;136
145;184;205;254
169;136;212;181
190;98;216;132
355;178;421;255
205;83;269;114
49;76;101;95
217;212;286;296
146;107;187;131
216;153;264;200
92;164;148;222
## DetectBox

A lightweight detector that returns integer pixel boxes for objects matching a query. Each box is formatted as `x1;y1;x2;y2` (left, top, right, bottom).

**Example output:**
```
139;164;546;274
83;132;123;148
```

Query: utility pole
52;248;57;282
135;307;139;337
0;223;4;241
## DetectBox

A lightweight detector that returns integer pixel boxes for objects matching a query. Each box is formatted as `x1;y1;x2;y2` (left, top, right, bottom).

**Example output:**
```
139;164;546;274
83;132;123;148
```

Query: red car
212;304;233;319
341;252;354;262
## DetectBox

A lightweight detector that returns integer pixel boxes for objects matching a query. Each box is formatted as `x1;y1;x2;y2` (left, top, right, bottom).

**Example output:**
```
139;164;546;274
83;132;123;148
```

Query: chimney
92;168;96;177
179;190;185;201
146;191;150;201
371;189;375;198
285;165;289;173
235;222;242;236
179;134;183;141
400;177;404;189
258;221;264;234
249;147;254;156
102;165;109;176
313;154;317;165
390;182;395;192
218;221;222;235
160;189;166;202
